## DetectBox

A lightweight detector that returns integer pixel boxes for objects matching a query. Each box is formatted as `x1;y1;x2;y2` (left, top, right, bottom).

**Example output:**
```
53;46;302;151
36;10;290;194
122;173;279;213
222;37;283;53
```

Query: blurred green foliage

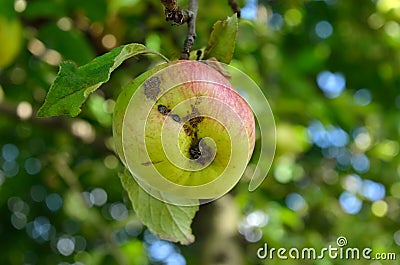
0;0;399;265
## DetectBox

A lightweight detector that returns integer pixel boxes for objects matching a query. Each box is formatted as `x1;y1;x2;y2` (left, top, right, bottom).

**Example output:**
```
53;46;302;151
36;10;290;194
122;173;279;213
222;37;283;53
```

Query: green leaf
119;171;199;245
203;14;238;64
37;43;168;117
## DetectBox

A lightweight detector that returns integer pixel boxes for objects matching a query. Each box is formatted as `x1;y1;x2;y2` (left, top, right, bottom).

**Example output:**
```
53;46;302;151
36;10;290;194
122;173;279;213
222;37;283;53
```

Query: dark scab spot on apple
189;138;213;165
144;76;161;100
189;140;201;160
189;116;204;128
171;114;181;122
141;160;163;166
183;124;193;136
157;104;170;115
182;106;204;128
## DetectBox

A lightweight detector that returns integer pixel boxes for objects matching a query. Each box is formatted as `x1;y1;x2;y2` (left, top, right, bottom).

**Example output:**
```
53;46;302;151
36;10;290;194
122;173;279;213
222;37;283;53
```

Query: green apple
113;60;255;200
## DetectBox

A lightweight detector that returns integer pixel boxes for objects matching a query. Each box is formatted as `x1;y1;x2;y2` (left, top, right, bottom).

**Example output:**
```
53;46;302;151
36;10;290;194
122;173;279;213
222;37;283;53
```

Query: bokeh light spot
376;140;399;160
104;155;119;169
148;240;175;262
45;193;63;212
241;0;258;20
368;13;385;29
316;71;346;98
362;180;386;201
284;9;302;27
24;158;41;175
125;221;143;237
377;0;400;13
71;120;96;143
57;236;75;256
384;21;400;38
14;0;26;12
353;127;372;151
102;34;117;49
111;229;129;245
339;191;362;214
273;157;303;183
2;143;19;161
268;13;284;31
371;200;388;217
74;235;87;252
109;202;128;220
11;212;27;229
246;210;269;227
315;21;333;39
286;193;308;213
57;17;73;31
42;49;62;66
244;227;263;242
26;216;55;242
342;174;362;194
90;188;108;206
351;154;370;173
166;253;186;265
2;160;19;177
353;89;372;106
28;38;46;57
17;101;33;120
308;121;349;149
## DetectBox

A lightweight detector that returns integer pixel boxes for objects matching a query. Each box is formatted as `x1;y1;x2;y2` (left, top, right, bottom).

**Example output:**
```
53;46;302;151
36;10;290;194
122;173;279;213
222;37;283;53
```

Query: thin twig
179;0;198;60
160;0;192;25
228;0;241;18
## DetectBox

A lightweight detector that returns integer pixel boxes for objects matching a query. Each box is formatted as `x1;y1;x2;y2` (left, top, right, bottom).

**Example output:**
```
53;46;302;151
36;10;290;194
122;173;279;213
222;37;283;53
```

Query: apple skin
113;60;255;200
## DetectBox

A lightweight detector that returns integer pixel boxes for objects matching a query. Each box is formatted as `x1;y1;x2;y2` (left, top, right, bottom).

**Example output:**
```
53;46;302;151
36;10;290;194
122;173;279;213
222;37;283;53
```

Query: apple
113;60;255;201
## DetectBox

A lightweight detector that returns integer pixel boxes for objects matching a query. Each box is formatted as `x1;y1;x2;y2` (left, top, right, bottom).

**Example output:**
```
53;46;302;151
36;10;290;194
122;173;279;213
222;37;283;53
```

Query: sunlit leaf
203;14;238;64
119;171;199;245
37;43;168;117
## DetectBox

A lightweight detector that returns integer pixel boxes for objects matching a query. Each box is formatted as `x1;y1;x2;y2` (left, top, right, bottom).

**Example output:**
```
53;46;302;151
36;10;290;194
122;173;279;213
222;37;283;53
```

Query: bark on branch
179;0;198;59
228;0;241;18
160;0;198;59
160;0;192;25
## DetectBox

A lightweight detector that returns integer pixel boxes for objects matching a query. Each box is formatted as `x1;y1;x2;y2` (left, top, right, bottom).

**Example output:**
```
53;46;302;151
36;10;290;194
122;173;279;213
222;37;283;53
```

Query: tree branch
160;0;192;25
179;0;198;60
160;0;198;59
228;0;241;18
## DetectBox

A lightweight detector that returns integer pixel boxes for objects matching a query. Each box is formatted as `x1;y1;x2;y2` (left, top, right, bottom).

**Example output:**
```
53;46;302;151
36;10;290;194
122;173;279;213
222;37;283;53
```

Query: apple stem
179;0;198;60
160;0;198;59
228;0;241;18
